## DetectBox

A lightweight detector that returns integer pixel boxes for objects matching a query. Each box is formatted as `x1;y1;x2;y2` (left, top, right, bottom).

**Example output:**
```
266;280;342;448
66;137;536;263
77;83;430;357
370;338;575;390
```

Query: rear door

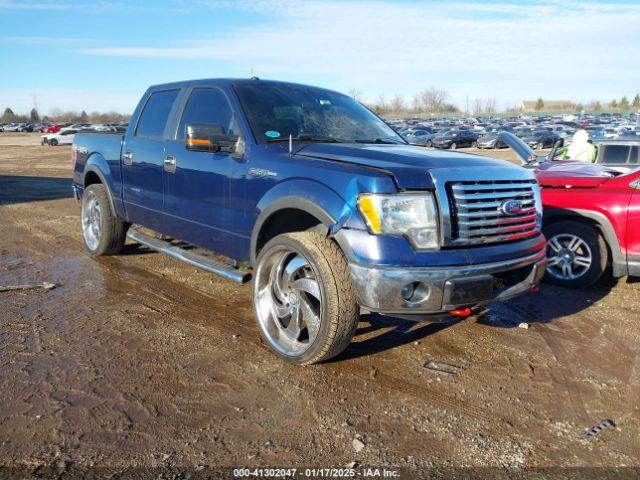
122;89;179;230
162;86;240;255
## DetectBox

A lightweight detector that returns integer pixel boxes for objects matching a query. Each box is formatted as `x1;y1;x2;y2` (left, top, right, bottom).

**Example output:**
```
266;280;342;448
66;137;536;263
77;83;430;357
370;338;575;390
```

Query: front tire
49;138;58;146
450;142;457;150
543;221;608;288
253;231;359;365
81;184;128;256
426;140;432;148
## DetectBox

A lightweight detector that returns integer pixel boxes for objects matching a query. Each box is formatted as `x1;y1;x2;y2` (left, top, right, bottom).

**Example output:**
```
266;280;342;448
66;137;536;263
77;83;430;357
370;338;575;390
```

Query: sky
1;0;639;115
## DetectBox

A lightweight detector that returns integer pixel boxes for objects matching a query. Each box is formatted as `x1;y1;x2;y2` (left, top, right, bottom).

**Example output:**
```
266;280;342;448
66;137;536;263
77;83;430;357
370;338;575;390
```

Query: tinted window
602;145;631;164
135;89;179;138
630;146;639;164
178;88;234;140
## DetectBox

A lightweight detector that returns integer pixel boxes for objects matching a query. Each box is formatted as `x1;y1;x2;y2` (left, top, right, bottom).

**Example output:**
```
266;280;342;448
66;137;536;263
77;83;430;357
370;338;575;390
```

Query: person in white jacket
561;129;596;162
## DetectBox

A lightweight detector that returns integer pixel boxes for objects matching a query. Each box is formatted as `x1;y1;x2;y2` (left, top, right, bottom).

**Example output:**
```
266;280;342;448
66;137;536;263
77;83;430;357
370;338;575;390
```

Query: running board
126;229;251;284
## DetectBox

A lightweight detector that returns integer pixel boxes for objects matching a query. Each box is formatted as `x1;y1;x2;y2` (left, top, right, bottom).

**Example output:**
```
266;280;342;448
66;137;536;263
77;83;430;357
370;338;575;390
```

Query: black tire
542;221;608;288
426;140;432;148
81;184;128;256
450;142;457;150
253;231;359;365
471;141;478;148
49;138;58;146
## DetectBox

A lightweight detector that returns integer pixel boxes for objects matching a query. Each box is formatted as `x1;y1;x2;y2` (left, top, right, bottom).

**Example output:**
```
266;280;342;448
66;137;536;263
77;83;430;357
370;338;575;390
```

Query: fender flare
250;196;339;266
83;160;119;219
543;208;626;276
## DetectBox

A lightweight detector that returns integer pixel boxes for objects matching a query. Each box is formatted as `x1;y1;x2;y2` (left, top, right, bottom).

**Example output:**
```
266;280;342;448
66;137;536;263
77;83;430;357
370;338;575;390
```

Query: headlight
533;183;543;228
357;193;439;249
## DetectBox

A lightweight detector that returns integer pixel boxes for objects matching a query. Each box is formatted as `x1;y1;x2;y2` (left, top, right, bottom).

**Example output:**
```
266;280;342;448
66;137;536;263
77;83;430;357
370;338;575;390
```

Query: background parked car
42;128;79;146
404;128;436;146
42;124;68;133
476;126;513;149
590;139;640;170
516;128;562;149
432;128;479;149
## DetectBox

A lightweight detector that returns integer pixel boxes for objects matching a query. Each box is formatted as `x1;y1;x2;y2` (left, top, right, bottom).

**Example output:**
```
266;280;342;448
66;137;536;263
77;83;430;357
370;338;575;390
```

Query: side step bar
126;229;251;284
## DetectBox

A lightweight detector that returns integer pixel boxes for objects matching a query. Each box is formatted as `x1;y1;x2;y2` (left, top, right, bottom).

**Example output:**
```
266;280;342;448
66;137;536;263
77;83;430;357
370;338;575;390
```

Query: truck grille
448;180;539;245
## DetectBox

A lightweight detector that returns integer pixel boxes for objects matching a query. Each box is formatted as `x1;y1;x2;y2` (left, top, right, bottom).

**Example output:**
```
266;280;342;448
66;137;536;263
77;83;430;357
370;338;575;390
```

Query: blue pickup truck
72;78;546;364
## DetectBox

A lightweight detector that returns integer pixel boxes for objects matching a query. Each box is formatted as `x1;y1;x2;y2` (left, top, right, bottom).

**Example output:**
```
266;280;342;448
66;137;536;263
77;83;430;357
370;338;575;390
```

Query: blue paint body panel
72;78;537;267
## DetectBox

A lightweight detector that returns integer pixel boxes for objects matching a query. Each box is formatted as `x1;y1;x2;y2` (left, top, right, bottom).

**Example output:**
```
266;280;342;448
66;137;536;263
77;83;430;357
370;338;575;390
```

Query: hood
534;161;616;188
294;143;520;189
498;131;620;188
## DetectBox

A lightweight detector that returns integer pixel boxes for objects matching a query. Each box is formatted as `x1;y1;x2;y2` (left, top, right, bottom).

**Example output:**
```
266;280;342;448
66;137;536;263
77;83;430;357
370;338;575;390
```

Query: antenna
289;134;292;155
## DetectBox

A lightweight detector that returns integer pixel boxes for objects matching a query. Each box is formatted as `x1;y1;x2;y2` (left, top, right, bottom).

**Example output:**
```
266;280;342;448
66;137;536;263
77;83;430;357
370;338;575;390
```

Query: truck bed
72;132;125;200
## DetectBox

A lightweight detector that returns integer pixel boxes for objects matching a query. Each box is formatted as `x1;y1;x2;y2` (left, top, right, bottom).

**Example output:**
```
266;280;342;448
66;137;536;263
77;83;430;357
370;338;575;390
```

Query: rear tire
543;221;608;288
49;138;58;146
81;184;128;256
426;140;432;148
450;142;457;150
253;231;359;365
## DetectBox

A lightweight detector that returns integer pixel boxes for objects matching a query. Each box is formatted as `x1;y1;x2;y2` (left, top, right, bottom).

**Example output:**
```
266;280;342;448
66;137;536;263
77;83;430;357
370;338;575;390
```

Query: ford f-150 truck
500;132;640;288
72;79;546;364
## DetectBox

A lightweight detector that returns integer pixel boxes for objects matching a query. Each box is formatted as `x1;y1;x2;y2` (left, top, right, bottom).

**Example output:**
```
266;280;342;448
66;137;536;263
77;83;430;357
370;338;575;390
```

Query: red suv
501;132;640;287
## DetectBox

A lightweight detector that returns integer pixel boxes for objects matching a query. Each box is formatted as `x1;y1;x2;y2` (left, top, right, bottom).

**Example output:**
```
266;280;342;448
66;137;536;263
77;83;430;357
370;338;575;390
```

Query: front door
627;172;640;275
122;89;179;231
163;87;241;256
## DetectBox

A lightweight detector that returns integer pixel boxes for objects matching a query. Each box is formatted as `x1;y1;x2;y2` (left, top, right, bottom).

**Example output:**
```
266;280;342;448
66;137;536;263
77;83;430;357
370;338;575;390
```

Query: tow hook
449;307;472;317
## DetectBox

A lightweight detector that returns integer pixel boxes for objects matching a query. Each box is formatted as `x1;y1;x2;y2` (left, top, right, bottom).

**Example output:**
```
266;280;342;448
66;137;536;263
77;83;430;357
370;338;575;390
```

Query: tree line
1;107;131;124
353;89;640;116
2;91;639;124
532;94;640;112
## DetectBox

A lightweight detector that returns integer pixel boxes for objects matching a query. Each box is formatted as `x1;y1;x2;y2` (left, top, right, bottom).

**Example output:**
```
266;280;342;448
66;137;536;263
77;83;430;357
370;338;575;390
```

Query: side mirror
186;123;239;154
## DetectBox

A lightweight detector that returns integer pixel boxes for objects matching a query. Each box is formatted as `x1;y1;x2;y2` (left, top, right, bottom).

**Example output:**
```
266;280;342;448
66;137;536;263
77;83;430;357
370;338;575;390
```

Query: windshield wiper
267;134;341;143
354;138;403;144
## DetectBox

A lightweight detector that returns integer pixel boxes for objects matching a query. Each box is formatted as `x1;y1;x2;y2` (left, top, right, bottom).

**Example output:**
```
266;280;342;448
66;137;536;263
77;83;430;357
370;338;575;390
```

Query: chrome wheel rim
546;233;592;280
254;247;322;357
81;190;102;251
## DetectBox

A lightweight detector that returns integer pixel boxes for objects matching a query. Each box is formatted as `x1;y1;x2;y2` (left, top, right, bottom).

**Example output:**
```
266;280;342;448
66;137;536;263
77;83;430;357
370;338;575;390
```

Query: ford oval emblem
500;199;522;216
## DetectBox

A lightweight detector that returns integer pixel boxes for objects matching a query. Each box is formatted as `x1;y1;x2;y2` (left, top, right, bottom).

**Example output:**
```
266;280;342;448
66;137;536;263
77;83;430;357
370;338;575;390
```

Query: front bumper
349;249;546;316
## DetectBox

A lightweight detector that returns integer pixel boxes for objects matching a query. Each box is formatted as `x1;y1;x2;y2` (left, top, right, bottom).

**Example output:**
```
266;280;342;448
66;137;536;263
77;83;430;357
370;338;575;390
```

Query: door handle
164;155;177;173
122;151;133;165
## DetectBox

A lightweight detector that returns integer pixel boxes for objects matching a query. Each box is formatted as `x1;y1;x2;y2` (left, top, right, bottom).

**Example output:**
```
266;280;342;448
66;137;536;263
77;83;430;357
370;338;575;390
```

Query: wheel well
84;171;102;187
256;208;325;256
543;214;613;263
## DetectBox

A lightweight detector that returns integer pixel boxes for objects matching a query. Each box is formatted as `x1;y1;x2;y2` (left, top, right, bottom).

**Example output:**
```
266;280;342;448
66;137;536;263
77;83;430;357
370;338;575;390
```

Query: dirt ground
1;133;639;478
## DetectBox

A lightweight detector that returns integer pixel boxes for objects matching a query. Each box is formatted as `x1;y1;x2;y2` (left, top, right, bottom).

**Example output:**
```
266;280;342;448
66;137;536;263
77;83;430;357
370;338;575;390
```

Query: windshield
234;83;404;144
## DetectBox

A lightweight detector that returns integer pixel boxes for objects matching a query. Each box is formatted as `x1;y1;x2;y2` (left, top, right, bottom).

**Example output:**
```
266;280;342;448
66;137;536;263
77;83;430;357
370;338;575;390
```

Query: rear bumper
349;249;546;316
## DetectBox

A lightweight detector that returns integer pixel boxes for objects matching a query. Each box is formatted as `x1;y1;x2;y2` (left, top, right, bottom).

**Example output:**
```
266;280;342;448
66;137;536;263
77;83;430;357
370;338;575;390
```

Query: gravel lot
1;133;639;478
